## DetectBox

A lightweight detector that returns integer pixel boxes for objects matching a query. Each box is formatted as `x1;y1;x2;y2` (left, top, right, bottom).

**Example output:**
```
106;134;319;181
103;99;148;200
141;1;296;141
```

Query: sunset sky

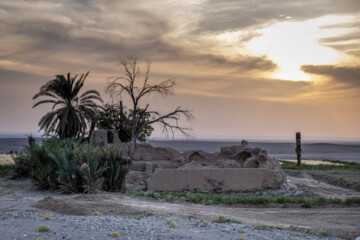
0;0;359;140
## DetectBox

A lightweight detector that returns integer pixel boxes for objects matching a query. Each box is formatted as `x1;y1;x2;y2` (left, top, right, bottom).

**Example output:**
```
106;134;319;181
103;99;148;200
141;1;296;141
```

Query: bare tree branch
106;56;193;156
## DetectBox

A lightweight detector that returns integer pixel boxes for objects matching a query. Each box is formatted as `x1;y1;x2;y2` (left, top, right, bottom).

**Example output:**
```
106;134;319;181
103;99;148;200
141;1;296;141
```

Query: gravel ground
0;209;341;240
1;179;358;240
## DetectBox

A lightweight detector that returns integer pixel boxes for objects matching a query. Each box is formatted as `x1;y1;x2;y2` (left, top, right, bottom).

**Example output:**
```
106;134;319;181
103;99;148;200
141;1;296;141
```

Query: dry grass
0;154;14;165
279;159;343;166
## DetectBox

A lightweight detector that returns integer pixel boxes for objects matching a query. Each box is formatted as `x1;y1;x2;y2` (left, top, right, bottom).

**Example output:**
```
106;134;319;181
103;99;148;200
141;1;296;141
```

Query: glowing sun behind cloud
246;15;354;81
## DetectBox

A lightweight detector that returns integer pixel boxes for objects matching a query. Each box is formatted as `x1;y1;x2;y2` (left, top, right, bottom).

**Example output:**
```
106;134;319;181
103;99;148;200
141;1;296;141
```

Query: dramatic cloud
0;0;359;139
301;65;360;87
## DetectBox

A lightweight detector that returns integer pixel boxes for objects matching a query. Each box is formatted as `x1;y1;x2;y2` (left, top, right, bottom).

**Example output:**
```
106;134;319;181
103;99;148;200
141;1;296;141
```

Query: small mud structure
90;130;285;192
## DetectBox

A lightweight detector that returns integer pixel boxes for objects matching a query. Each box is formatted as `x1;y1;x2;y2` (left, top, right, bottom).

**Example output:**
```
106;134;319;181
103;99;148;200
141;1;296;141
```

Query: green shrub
213;215;229;223
144;211;154;216
101;147;129;191
167;220;179;228
11;138;129;193
293;233;306;237
318;229;328;236
91;211;102;216
0;165;13;177
200;221;209;227
134;215;144;220
254;224;271;231
38;225;51;232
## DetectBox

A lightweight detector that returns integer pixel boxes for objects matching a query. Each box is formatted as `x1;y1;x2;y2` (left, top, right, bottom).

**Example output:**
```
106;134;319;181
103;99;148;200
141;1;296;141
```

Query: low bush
318;229;328;237
0;165;13;177
212;215;241;224
38;225;51;232
200;221;209;227
254;224;272;231
167;220;179;228
91;211;102;216
213;215;229;223
11;138;129;193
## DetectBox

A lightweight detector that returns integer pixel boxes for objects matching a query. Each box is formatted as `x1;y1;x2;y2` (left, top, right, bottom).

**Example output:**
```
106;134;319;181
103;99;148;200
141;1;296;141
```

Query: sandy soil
1;177;359;239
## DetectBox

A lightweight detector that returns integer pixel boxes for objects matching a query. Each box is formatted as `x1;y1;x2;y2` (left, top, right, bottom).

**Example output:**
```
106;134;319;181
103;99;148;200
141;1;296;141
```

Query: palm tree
33;72;103;139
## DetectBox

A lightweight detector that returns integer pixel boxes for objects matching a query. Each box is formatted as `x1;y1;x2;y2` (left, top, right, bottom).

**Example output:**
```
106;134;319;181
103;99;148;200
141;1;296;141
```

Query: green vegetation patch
38;225;51;232
91;211;102;216
279;159;360;171
0;165;13;177
167;220;180;228
110;231;122;238
212;215;241;224
318;229;328;237
128;190;360;206
254;224;272;231
42;213;53;220
133;211;155;220
11;138;129;193
293;233;307;238
200;221;209;227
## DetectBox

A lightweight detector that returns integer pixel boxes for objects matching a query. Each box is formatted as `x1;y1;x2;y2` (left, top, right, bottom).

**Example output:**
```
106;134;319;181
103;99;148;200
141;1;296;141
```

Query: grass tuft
212;215;241;224
294;233;306;238
91;211;102;216
36;237;44;240
213;215;229;223
134;215;144;220
110;232;122;238
318;229;328;237
134;211;155;220
239;228;246;233
144;211;154;216
38;225;51;232
254;224;272;231
42;213;53;220
167;220;179;228
200;221;209;227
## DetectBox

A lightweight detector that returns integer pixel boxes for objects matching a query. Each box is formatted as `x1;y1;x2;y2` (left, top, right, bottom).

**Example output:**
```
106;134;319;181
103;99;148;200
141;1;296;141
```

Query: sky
0;0;359;141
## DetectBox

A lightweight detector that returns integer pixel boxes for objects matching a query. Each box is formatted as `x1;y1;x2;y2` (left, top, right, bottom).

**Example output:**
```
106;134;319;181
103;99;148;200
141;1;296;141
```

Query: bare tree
106;56;193;155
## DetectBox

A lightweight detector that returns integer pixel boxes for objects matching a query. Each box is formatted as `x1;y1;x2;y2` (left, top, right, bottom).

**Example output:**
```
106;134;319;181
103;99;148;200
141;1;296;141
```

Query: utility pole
295;132;302;166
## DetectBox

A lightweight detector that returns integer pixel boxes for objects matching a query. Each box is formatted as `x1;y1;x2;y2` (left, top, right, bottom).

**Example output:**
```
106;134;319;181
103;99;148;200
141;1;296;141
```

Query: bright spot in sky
214;15;354;81
246;15;356;81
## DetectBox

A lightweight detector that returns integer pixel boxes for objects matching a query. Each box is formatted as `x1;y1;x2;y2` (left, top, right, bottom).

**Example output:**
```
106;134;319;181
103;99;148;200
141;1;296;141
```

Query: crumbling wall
126;142;286;192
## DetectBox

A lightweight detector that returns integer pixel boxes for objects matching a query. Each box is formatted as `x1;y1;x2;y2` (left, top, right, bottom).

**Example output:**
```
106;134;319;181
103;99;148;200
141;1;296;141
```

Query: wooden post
295;132;301;166
119;101;123;114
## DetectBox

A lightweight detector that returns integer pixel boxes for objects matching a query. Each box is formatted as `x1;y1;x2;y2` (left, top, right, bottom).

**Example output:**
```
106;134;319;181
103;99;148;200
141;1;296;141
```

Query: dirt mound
34;195;143;216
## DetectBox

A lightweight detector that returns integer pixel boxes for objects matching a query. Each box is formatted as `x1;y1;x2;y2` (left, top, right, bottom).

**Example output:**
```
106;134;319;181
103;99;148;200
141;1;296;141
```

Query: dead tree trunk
295;132;302;166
